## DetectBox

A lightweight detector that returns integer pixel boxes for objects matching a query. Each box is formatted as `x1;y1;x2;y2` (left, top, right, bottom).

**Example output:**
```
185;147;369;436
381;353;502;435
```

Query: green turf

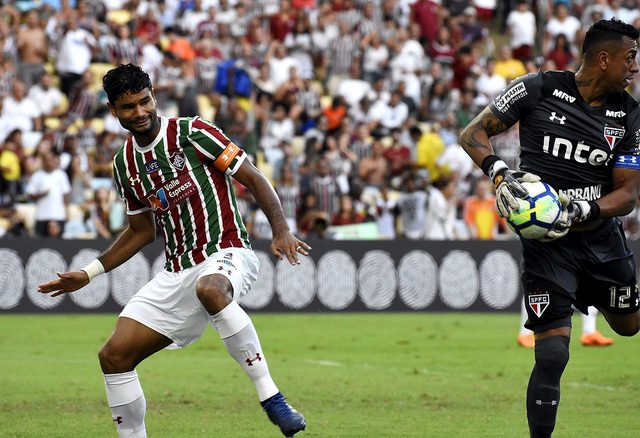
1;313;639;437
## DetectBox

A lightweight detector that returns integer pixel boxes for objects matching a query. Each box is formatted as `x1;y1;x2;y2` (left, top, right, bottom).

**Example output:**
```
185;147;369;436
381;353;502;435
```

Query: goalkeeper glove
542;193;600;241
482;155;540;218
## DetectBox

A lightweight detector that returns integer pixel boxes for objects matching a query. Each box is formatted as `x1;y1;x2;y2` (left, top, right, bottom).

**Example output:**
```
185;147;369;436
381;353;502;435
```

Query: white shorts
120;248;259;349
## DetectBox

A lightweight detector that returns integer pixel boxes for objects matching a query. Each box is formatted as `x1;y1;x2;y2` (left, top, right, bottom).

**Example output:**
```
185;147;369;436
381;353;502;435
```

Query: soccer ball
506;181;562;240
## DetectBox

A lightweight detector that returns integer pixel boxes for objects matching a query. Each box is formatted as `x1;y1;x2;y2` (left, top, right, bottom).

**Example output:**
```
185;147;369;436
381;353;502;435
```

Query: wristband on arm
82;259;105;281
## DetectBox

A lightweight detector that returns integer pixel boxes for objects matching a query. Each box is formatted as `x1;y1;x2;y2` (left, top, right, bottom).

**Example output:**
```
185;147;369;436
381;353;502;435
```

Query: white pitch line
567;382;617;391
305;359;342;367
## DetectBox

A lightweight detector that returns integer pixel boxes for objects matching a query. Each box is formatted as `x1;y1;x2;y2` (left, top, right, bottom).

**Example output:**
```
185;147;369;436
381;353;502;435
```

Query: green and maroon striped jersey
112;116;251;272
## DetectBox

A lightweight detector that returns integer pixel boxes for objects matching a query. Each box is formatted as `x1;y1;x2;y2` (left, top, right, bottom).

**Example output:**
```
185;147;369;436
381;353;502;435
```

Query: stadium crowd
2;0;640;240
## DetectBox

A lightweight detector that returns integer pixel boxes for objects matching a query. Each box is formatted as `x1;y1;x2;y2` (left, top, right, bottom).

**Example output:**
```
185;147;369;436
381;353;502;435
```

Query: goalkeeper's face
108;88;160;139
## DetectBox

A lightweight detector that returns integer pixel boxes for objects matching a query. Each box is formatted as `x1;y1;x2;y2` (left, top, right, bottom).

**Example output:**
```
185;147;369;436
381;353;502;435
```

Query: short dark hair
582;18;640;58
103;63;152;104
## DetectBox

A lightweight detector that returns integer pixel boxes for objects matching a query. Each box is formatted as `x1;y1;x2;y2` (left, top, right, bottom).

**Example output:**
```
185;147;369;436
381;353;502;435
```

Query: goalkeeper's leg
526;329;570;438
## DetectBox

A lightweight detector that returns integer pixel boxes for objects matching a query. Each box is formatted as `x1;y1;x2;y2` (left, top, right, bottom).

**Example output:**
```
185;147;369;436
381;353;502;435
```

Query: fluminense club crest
169;151;186;170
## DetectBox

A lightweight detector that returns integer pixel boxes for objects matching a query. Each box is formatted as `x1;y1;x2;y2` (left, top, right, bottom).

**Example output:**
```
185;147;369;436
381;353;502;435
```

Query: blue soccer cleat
261;392;306;437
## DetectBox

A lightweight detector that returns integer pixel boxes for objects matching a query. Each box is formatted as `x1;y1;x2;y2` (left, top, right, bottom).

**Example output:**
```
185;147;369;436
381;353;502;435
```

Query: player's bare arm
459;107;510;167
597;166;640;217
233;159;311;265
37;210;156;296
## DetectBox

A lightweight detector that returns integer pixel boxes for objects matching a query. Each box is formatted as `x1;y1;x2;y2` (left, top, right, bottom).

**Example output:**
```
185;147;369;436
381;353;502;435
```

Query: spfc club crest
169;151;186;170
604;126;625;150
529;294;549;318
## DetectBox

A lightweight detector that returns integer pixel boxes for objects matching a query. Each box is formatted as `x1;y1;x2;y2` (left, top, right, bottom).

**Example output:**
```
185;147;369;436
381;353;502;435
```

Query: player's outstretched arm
38;210;156;297
233;159;311;265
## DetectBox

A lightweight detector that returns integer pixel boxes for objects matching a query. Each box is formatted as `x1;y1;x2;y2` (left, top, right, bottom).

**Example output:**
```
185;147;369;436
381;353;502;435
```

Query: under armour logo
549;112;566;124
246;353;262;366
129;175;141;186
113;416;123;424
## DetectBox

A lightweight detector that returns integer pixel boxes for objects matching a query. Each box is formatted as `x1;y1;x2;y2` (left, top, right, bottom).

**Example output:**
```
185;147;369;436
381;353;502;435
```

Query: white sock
520;299;533;335
211;301;279;402
104;371;147;438
582;307;598;335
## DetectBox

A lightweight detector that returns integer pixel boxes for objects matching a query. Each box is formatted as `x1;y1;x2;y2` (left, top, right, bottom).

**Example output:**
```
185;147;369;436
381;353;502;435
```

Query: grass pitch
1;313;639;438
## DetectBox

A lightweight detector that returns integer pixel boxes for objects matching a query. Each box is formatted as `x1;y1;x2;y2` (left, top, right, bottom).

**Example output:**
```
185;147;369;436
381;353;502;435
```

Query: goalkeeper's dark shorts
520;218;639;333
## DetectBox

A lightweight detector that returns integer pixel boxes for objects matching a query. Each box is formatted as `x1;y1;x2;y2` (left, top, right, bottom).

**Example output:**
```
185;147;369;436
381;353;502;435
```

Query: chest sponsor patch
147;172;197;214
604;126;625;150
145;160;160;174
529;294;549;318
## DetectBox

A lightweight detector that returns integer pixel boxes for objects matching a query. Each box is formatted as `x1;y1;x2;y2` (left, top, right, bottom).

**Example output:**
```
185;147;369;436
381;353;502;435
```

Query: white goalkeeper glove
482;155;541;218
542;193;600;241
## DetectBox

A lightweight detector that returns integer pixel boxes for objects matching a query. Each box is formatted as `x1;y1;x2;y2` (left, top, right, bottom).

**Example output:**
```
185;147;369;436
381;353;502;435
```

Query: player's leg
580;307;613;346
99;317;173;438
197;273;280;400
196;249;305;436
518;298;535;348
522;274;574;438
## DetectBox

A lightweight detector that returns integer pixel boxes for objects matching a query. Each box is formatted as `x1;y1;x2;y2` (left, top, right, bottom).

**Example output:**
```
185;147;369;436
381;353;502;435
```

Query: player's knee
608;313;640;337
534;336;570;377
98;342;136;373
196;274;233;312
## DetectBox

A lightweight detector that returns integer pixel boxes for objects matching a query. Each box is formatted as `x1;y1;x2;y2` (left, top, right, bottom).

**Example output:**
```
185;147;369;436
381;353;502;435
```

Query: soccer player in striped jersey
38;64;309;437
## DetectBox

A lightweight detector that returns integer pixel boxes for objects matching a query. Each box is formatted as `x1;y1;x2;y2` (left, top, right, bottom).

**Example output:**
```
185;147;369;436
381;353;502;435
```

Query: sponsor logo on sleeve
606;110;626;118
494;82;527;112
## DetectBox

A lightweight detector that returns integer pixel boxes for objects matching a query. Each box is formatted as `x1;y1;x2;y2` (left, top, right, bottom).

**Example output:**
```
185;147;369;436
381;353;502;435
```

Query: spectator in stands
66;154;92;207
506;0;536;62
327;20;360;96
309;156;342;219
415;124;446;183
494;44;527;82
337;62;371;111
361;31;390;83
109;24;142;65
424;176;458;240
544;1;582;54
396;175;429;239
283;17;314;82
419;78;457;123
358;139;389;194
17;10;48;90
270;0;296;42
474;57;506;106
383;128;413;184
546;33;576;71
430;27;456;66
276;164;300;233
463;177;506;240
25;151;70;238
66;70;97;124
295;74;322;133
0;130;22;208
28;72;65;122
331;194;365;226
267;42;301;90
55;10;97;96
0;80;42;142
260;102;295;167
410;0;442;45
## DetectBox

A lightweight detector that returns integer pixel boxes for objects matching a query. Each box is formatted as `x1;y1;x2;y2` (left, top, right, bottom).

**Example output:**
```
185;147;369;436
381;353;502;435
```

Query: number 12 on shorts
609;286;632;309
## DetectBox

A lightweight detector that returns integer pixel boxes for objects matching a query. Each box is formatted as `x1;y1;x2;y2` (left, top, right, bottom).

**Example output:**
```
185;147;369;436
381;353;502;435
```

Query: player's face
108;88;160;139
608;36;639;92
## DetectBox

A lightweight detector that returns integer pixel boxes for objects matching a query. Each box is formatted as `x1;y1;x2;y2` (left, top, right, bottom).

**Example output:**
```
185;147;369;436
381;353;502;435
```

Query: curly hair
102;63;152;104
582;18;640;58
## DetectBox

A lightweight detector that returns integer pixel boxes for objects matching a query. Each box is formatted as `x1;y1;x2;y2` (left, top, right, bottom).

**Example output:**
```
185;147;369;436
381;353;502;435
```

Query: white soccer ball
506;181;562;240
